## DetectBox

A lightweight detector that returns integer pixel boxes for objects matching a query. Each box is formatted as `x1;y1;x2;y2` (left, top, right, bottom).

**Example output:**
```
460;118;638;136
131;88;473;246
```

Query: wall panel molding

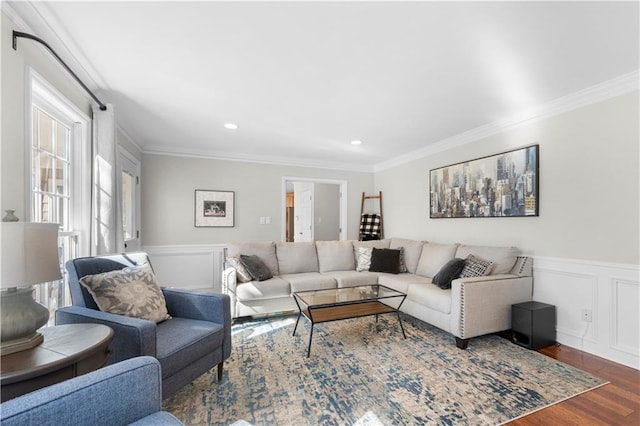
532;255;639;369
143;244;227;293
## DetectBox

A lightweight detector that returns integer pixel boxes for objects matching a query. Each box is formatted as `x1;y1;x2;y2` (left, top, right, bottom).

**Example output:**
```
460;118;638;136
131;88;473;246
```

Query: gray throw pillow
240;254;273;281
79;263;171;323
432;258;466;289
227;256;253;282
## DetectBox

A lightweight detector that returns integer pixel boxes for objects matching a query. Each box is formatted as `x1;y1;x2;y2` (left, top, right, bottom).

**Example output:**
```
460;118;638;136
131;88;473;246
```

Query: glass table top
293;284;405;308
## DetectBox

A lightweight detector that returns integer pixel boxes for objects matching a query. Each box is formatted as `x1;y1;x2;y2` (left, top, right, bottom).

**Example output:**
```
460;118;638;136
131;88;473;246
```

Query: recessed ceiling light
224;123;238;130
351;140;362;145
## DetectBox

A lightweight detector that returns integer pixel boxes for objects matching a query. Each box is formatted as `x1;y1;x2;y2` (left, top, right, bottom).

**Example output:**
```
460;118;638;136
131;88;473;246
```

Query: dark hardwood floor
507;344;640;425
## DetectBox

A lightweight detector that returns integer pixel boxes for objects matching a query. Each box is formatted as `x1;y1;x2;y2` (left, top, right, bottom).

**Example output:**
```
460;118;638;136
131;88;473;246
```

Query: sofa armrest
56;306;157;363
450;275;533;340
0;357;183;426
222;267;238;317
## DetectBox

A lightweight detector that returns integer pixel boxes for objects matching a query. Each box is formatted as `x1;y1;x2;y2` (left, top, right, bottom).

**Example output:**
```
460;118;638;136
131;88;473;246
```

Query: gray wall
141;155;373;245
375;91;639;264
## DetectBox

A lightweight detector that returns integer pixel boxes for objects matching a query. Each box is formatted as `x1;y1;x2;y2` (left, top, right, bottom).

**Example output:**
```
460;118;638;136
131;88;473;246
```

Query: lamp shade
1;222;62;289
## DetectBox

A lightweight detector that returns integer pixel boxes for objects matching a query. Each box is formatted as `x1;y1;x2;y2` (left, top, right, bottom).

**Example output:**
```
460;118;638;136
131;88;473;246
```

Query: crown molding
374;70;639;172
143;146;375;173
5;1;107;91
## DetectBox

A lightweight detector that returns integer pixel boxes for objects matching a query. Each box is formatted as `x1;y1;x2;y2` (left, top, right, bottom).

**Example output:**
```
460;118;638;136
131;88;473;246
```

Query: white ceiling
8;1;639;171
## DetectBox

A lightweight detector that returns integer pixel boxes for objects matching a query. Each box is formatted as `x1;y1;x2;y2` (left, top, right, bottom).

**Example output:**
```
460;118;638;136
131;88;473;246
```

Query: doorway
282;177;347;242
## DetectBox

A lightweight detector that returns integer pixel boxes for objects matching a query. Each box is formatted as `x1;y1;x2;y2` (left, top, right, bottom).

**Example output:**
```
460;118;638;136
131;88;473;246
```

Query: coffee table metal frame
292;284;407;357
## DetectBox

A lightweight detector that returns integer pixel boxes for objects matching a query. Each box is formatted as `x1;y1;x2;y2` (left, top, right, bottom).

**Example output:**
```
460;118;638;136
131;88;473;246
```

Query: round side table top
0;323;114;384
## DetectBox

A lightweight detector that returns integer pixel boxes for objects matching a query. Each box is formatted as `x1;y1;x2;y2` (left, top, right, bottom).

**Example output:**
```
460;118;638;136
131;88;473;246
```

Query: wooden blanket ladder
359;191;383;241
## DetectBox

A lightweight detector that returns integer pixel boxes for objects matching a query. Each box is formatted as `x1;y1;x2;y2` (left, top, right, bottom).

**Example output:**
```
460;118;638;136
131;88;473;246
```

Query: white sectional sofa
222;238;533;349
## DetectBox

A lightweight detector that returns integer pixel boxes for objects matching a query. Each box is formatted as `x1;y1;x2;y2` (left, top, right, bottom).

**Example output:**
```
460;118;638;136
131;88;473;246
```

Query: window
29;70;91;321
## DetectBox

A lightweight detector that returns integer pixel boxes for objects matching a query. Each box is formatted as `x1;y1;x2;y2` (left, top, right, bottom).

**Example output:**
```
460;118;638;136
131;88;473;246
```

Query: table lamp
1;222;62;356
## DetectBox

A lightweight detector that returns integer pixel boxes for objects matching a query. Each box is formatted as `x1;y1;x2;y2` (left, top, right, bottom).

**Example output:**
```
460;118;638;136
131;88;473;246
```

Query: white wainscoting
532;256;639;370
142;245;640;369
143;244;227;293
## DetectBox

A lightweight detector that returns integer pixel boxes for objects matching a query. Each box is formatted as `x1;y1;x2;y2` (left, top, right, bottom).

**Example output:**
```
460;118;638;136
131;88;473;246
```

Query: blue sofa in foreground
0;357;183;426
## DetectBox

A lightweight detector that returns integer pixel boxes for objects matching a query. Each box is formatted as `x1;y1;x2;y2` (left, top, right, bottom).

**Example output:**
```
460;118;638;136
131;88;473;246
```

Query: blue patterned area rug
164;314;607;425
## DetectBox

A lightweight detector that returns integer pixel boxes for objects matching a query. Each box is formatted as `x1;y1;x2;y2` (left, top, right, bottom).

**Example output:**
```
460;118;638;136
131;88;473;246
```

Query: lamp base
0;287;49;356
0;332;44;356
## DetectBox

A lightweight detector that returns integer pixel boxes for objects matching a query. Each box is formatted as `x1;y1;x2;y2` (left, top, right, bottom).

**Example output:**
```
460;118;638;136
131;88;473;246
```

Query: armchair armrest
56;306;157;363
162;288;232;359
222;267;238;317
0;357;183;426
450;275;533;340
162;288;230;324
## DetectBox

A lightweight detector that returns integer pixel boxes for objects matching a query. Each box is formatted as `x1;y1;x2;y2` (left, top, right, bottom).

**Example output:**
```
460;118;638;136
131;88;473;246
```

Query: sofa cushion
390;238;424;274
369;248;401;274
240;255;273;281
455;245;519;275
432;258;466;289
235;277;290;301
407;283;452;314
276;242;319;274
316;240;355;272
227;241;279;276
322;270;380;288
226;256;253;283
415;242;459;278
280;272;336;293
156;317;224;378
459;254;494;277
378;273;432;294
79;263;171;323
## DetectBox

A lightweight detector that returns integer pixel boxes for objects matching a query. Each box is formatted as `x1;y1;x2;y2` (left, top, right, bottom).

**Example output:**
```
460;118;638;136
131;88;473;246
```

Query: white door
293;182;314;242
118;147;141;252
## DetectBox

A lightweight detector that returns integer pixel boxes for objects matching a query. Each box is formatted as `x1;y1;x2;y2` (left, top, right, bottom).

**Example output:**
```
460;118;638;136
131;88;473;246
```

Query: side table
0;323;113;402
511;301;556;350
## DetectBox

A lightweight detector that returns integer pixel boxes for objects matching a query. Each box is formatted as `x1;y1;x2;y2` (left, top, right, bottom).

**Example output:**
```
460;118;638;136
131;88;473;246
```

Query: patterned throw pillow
356;247;373;272
459;254;494;278
226;256;253;282
397;247;408;273
79;263;171;323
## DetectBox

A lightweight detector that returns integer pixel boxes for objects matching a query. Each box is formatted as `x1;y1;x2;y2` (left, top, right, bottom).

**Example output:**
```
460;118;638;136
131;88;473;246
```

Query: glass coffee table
292;284;407;357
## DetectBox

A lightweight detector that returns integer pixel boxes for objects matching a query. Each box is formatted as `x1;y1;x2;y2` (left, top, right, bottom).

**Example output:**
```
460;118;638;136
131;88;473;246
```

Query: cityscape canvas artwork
430;145;538;218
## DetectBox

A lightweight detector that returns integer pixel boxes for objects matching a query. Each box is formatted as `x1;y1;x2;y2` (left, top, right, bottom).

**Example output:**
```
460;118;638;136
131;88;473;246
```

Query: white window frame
27;68;91;254
27;69;92;315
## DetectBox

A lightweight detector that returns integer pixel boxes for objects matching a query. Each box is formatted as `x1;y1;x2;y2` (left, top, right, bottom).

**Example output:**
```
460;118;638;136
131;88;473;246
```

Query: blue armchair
0;357;183;425
55;252;231;399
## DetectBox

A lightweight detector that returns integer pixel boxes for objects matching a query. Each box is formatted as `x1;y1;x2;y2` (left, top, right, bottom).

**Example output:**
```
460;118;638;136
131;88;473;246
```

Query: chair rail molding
143;244;227;293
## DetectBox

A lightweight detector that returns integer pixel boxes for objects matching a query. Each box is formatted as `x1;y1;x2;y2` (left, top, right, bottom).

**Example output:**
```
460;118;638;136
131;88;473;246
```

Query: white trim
374;70;640;172
531;255;639;370
143;147;373;173
281;176;348;241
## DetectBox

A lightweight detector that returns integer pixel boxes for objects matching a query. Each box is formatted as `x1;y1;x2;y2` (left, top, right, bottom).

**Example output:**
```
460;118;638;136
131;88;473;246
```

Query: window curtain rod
13;31;107;111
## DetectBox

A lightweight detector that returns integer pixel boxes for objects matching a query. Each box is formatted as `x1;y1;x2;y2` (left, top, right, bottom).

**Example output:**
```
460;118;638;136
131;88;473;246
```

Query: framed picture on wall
195;190;235;227
429;144;539;218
